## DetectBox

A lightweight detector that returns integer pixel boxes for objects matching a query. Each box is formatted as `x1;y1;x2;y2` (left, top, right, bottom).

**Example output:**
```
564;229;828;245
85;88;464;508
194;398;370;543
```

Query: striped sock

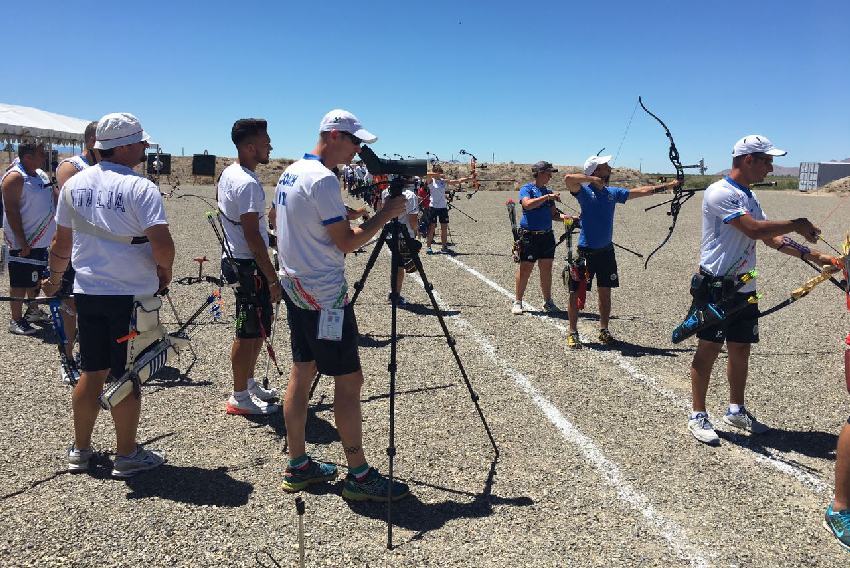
349;463;369;481
289;455;309;470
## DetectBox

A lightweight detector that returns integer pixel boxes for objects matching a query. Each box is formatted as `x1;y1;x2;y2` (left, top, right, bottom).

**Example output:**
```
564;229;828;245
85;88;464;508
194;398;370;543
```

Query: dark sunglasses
340;131;362;146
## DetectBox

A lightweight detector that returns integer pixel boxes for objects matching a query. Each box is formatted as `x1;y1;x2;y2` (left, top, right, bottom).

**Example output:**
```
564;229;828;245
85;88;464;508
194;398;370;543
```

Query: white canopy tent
0;102;91;146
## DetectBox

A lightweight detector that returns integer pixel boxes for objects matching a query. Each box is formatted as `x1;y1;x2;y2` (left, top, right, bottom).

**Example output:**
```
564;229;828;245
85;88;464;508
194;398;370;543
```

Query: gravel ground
1;184;848;567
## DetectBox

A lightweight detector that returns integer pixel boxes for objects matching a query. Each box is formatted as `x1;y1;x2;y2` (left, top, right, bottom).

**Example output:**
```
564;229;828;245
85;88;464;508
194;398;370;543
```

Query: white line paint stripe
414;277;709;568
442;254;830;493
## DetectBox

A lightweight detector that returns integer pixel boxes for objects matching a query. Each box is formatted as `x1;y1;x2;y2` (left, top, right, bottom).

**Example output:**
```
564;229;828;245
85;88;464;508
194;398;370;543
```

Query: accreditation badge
317;308;344;341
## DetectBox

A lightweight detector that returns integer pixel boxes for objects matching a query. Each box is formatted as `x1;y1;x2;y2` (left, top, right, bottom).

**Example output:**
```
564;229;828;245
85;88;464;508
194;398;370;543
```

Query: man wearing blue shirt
563;155;677;349
512;161;571;315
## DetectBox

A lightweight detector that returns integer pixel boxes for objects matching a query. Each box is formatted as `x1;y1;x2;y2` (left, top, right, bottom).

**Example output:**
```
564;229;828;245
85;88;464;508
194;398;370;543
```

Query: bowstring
612;98;639;167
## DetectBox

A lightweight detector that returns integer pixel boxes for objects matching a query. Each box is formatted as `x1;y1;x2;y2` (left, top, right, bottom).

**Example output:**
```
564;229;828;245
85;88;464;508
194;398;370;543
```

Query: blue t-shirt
573;184;629;248
519;183;555;231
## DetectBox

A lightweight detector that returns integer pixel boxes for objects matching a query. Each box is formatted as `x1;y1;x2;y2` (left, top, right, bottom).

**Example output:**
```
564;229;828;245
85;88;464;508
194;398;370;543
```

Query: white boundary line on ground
441;254;831;494
412;277;710;568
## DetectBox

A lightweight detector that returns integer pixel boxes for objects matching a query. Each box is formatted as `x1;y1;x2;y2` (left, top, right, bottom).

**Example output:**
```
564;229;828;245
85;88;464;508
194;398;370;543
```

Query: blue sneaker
341;467;410;502
824;502;850;551
281;458;338;492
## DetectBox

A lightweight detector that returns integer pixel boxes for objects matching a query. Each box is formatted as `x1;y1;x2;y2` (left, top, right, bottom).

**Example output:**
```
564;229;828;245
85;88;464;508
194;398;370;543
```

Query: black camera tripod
346;179;499;549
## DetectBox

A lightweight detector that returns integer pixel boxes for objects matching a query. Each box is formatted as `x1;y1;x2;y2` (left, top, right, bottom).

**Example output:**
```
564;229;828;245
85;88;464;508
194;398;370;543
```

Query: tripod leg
399;224;500;458
350;224;390;306
386;220;401;550
307;371;321;401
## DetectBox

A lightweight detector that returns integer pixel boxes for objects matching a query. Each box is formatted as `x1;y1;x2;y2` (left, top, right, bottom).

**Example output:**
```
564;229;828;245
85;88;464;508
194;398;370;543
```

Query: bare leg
72;369;109;450
284;361;317;459
111;388;142;456
9;287;26;321
690;339;723;412
426;223;436;248
395;268;405;297
515;261;535;302
440;223;448;247
231;337;263;392
834;422;850;509
538;258;554;301
567;291;579;332
726;341;752;406
598;287;612;329
333;370;367;468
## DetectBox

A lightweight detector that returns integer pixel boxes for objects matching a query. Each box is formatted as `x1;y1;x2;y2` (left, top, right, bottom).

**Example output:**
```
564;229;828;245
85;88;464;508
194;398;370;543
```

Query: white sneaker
226;394;281;415
24;304;50;323
722;407;769;434
688;413;720;445
247;378;279;401
111;445;166;478
511;301;523;315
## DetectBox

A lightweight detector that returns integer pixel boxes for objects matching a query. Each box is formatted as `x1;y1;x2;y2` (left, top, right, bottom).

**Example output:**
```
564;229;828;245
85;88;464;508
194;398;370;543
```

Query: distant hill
715;158;850;177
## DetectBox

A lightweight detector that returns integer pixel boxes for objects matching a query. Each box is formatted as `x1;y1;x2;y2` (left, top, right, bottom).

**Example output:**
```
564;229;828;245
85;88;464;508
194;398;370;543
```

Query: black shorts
8;247;48;288
284;293;361;376
221;259;273;339
429;207;449;225
519;231;556;262
75;294;133;378
59;266;76;298
694;293;760;344
575;245;619;290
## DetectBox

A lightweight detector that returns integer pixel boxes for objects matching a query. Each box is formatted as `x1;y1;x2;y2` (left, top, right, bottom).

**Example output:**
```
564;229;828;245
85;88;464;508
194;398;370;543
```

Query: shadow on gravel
124;464;254;506
448;251;510;258
600;340;692;358
718;428;839;461
343;458;533;545
144;365;212;395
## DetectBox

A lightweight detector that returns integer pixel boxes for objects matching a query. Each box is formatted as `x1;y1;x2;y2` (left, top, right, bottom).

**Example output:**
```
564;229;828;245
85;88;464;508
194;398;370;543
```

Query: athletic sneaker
688;412;720;445
824;502;850;552
598;328;616;345
722;407;769;434
247;378;278;401
24;304;50;323
542;299;560;313
281;458;338;492
111;445;166;478
386;293;409;307
511;301;523;315
426;246;434;255
67;445;93;473
567;332;583;350
226;394;281;415
341;467;411;502
440;245;451;254
8;318;37;335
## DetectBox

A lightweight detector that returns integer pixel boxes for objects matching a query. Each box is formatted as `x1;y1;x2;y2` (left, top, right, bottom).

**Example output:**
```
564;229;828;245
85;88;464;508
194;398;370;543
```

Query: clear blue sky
6;0;848;174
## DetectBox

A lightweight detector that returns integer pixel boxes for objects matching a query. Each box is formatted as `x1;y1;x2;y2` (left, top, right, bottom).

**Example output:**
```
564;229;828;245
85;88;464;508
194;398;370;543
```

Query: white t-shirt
274;154;349;310
429;178;448;209
699;176;766;293
217;162;269;259
380;187;419;235
1;162;56;249
56;161;168;296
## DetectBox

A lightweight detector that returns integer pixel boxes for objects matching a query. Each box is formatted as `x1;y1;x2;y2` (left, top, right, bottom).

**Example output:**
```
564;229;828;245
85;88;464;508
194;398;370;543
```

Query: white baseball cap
583;155;612;175
732;135;786;157
94;113;150;150
319;109;377;144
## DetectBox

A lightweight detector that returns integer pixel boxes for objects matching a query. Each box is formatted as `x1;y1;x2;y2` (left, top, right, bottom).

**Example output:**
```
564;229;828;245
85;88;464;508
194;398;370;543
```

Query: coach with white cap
271;108;411;501
685;134;836;446
43;112;175;477
561;155;678;349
